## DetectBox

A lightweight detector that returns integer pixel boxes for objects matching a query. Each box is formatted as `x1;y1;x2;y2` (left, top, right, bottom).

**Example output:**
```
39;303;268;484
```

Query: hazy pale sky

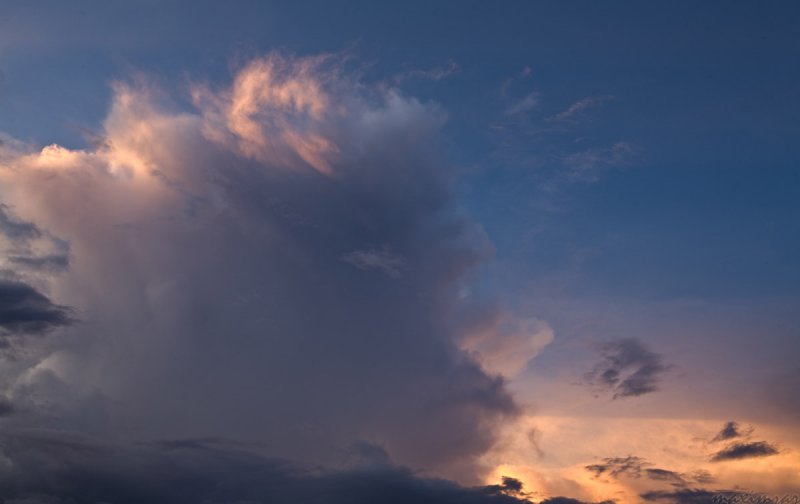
0;2;798;503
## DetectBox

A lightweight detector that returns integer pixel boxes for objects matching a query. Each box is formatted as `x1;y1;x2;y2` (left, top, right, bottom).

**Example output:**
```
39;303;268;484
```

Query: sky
0;2;798;503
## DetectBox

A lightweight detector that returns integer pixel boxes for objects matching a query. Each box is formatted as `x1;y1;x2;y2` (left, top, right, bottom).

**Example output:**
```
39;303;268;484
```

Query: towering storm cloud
0;53;524;480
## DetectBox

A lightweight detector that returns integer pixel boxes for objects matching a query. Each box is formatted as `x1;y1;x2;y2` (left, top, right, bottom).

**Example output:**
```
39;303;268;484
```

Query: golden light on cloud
479;415;800;503
460;314;554;379
193;54;342;175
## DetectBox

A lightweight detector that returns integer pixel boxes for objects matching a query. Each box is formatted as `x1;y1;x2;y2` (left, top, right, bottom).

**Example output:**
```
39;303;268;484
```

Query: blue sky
0;2;798;502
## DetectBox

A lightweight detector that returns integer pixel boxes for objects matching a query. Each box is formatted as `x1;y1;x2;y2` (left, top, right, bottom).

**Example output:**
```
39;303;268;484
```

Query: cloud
458;308;554;379
0;205;42;241
0;396;13;416
341;247;407;278
482;476;526;498
585;455;715;489
190;54;338;174
563;142;636;183
0;431;531;504
711;422;743;443
0;52;519;481
640;490;785;504
505;93;539;116
7;253;69;272
394;60;460;84
0;280;73;342
710;441;779;462
645;469;688;486
640;489;744;504
0;204;71;273
540;498;615;504
584;338;671;399
550;96;613;123
586;455;648;478
585;456;685;483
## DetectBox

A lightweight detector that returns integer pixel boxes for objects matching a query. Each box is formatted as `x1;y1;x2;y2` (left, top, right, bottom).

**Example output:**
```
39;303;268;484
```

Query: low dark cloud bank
539;498;614;504
584;339;671;399
0;430;628;504
0;432;534;504
640;489;757;504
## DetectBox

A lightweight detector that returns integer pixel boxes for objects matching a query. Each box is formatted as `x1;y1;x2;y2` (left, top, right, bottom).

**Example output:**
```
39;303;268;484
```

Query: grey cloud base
0;432;531;504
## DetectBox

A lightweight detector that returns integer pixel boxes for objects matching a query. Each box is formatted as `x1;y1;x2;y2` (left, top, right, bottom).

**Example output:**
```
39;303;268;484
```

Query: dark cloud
641;489;740;504
341;247;407;278
711;421;743;443
586;456;649;479
482;476;525;498
710;441;779;462
0;280;73;339
539;498;589;504
0;204;42;241
585;456;713;488
539;498;615;504
645;468;687;486
640;490;780;504
688;470;715;485
346;440;392;467
7;253;70;272
0;397;14;416
0;432;529;504
584;338;671;399
0;204;70;272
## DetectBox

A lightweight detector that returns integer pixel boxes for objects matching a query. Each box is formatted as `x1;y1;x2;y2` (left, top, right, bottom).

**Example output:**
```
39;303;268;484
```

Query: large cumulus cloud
0;53;532;481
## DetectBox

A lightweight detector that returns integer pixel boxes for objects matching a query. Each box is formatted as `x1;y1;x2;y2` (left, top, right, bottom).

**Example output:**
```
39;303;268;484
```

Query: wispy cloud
550;95;614;123
341;247;407;278
505;92;539;116
394;59;460;84
563;141;636;183
585;455;703;487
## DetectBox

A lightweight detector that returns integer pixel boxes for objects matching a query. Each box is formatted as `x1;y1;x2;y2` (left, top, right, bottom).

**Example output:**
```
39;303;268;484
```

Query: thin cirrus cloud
0;52;552;483
505;92;540;117
562;141;636;183
549;96;614;123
